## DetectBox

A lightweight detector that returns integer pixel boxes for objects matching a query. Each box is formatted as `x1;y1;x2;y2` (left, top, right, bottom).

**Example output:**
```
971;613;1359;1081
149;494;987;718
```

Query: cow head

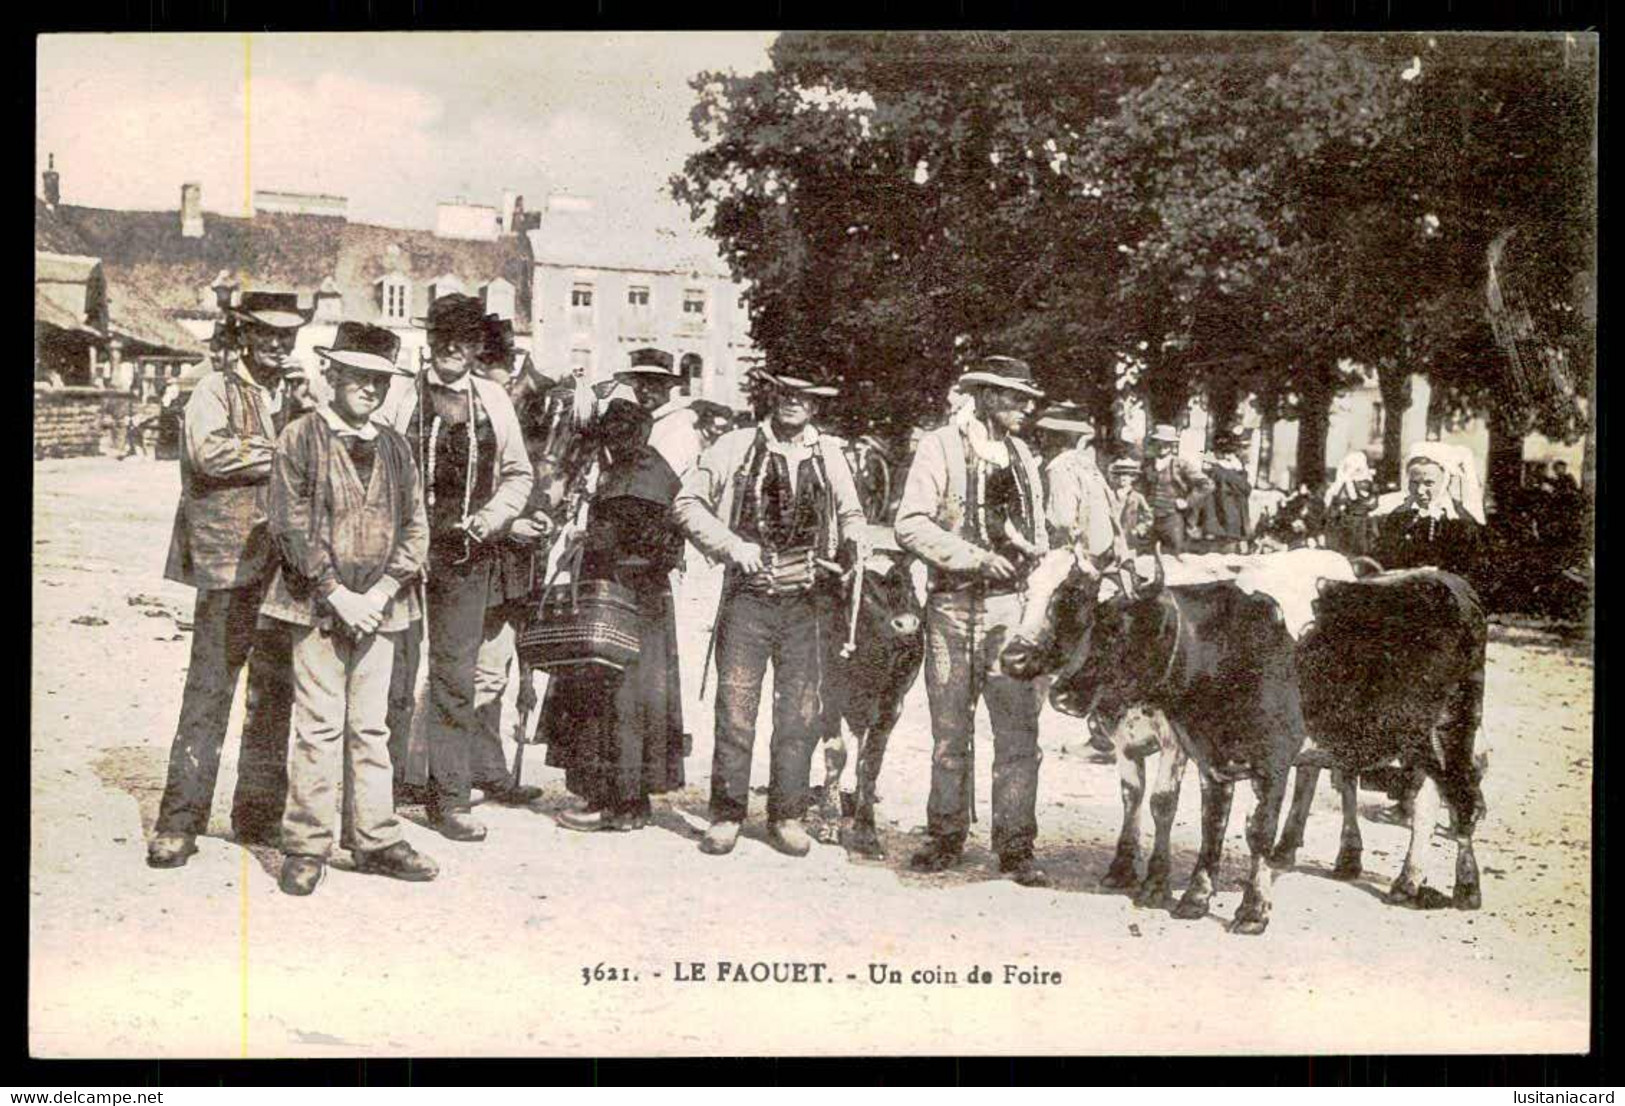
857;552;922;645
1047;580;1180;721
1000;545;1164;682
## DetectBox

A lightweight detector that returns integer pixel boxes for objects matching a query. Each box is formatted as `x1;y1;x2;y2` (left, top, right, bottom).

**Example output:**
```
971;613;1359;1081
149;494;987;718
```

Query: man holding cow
894;355;1054;888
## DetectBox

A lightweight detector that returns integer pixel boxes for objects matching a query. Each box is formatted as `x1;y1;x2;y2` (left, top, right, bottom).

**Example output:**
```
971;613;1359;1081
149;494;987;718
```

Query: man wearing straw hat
673;370;868;858
894;355;1052;887
147;291;312;868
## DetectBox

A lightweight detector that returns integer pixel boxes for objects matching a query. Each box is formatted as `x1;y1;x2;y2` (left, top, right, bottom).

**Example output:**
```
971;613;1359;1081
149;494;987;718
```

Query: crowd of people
141;283;1542;897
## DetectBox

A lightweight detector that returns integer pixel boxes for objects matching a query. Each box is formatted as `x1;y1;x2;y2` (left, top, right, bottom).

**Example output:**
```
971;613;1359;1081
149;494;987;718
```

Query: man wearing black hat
148;291;311;868
380;294;534;841
894;355;1053;887
674;370;868;857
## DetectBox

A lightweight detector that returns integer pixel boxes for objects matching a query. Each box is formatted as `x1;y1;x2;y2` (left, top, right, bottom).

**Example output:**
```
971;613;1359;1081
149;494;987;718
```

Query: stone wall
34;387;134;459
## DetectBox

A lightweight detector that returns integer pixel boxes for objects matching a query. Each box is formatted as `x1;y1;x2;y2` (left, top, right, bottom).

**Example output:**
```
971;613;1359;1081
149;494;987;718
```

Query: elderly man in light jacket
895;355;1053;888
673;371;867;858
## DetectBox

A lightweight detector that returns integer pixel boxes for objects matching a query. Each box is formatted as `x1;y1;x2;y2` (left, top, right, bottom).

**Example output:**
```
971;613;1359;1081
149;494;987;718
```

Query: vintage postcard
31;30;1594;1058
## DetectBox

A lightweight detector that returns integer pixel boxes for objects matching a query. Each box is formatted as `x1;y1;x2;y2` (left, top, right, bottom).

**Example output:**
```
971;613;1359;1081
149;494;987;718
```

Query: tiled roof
105;280;208;356
41;202;533;333
35;290;100;336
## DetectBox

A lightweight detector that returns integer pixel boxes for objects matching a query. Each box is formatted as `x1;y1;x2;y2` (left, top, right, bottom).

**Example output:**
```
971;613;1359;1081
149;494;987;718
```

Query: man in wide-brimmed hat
1035;402;1122;561
894;355;1053;887
379;293;534;841
259;321;439;894
1143;422;1211;554
674;369;867;858
147;290;313;869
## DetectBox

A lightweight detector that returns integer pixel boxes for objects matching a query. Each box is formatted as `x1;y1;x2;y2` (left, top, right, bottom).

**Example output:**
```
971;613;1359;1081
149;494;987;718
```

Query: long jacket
895;420;1049;581
163;364;287;591
674;424;865;565
259;409;429;633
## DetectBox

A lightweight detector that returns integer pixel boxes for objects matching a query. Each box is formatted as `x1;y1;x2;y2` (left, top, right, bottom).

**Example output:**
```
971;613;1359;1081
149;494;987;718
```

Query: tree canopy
672;32;1595;494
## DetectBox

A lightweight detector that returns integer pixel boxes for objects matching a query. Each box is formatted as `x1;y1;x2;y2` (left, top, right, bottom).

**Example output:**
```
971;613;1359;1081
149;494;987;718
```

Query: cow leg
1173;775;1234;920
847;725;888;860
1448;802;1483;910
1136;741;1187;908
1385;774;1440;907
1102;747;1144;890
1330;769;1363;880
1270;764;1320;870
1232;771;1291;935
810;720;849;845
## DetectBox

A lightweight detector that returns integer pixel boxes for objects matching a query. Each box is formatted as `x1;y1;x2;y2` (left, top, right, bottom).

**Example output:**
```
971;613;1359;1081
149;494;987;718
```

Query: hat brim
957;371;1045;398
229;308;312;330
1035;417;1095;435
759;371;838;397
316;348;411;376
615;366;683;381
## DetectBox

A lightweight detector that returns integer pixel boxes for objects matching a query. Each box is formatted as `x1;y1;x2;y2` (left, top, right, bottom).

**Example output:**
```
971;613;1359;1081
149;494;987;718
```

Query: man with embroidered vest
895;355;1053;887
380;294;533;842
147;290;310;868
1144;423;1212;554
673;371;868;857
1036;402;1124;562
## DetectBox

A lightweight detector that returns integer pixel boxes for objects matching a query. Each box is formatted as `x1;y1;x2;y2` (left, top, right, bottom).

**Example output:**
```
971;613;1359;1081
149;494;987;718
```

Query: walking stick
840;560;863;660
966;578;981;825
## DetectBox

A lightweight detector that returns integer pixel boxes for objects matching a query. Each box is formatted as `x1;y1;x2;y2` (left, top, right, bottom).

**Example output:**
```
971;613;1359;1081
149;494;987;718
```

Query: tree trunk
1295;370;1333;491
1485;401;1526;517
1375;360;1413;488
1207;380;1240;447
1145;352;1188;429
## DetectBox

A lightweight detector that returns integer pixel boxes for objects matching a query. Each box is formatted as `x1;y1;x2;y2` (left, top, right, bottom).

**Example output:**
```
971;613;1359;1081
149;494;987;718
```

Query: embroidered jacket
674;424;865;566
894;419;1049;585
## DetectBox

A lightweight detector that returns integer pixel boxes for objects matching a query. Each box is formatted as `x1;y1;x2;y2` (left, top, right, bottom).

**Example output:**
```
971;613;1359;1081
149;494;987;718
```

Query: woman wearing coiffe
379;293;533;843
541;398;688;832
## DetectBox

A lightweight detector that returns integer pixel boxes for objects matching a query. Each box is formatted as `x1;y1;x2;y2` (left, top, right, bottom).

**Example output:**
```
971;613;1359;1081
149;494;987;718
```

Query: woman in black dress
542;400;687;831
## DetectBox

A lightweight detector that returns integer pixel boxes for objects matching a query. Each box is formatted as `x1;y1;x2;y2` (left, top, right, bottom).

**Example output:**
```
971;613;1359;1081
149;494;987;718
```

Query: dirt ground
29;457;1593;1057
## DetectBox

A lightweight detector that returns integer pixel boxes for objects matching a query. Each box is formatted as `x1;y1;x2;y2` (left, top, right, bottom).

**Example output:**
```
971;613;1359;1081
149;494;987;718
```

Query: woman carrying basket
538;399;689;832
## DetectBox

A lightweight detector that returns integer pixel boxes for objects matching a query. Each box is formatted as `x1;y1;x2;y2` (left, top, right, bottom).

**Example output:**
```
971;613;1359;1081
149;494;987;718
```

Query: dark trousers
386;616;422;784
710;588;833;823
155;579;292;837
423;563;497;814
1152;511;1187;554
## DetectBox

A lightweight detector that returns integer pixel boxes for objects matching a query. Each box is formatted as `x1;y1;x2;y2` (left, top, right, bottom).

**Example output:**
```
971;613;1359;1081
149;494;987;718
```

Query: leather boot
431;809;488;843
278;855;325;896
908;837;964;873
354;841;439;882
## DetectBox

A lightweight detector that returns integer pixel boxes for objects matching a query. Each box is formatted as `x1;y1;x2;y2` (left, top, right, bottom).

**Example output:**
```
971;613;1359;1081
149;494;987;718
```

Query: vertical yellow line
239;31;253;1063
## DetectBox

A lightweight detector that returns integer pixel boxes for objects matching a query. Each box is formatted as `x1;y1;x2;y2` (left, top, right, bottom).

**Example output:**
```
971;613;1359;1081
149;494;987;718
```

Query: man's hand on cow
509;515;553;545
732;541;765;575
980;552;1019;582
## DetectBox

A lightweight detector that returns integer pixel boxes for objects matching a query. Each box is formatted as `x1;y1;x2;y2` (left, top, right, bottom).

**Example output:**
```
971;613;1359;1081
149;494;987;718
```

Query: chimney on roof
181;182;204;239
499;190;518;234
42;154;60;208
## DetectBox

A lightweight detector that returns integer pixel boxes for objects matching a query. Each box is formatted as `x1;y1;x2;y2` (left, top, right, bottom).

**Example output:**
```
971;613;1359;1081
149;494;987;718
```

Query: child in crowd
1109;457;1153;551
261;322;436;896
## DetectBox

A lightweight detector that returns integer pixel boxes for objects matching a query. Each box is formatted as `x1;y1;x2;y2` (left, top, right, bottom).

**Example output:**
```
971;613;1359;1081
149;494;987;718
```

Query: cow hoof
1229;915;1270;936
1133;878;1171;909
1100;860;1138;890
1171;894;1210;921
844;825;885;860
1268;845;1298;870
1453;882;1482;911
1331;850;1363;881
1384;879;1424;908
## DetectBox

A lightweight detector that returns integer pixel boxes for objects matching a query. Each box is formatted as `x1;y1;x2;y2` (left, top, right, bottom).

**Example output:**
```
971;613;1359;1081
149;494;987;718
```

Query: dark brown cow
1003;554;1487;934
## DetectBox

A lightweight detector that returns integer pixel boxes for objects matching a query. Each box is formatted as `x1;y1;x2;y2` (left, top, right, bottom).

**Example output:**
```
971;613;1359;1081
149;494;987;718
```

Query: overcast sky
36;32;776;231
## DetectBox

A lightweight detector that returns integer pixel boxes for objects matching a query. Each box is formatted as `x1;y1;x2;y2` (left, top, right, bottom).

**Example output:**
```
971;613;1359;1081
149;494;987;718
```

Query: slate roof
37;200;533;334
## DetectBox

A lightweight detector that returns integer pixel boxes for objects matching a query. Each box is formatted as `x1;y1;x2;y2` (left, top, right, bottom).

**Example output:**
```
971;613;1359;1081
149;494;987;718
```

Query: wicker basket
517;572;643;674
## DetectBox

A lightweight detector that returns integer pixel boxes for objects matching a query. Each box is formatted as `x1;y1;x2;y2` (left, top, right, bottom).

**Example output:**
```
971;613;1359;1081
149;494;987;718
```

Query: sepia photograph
29;29;1595;1059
